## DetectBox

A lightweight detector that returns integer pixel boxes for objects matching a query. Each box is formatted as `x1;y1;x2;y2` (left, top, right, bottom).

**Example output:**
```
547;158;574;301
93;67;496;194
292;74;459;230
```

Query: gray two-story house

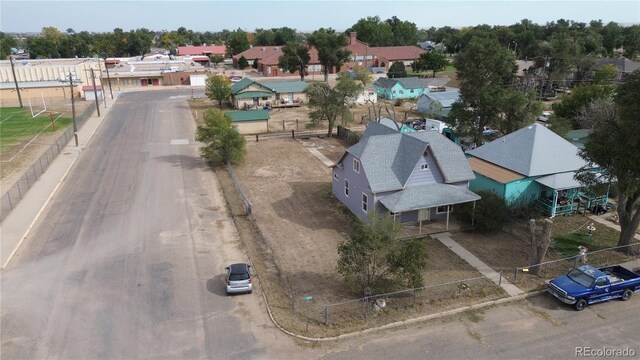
332;122;480;230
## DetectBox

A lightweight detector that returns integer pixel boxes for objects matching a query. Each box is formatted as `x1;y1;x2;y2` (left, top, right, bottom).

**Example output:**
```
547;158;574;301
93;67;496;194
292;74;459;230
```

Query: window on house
421;164;429;170
353;159;360;173
333;173;338;181
399;90;404;94
147;79;153;85
436;205;453;214
362;193;368;212
410;89;414;93
344;179;349;197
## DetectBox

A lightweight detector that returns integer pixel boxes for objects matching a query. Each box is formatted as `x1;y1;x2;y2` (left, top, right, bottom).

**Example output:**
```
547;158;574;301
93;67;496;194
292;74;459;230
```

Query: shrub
456;191;508;233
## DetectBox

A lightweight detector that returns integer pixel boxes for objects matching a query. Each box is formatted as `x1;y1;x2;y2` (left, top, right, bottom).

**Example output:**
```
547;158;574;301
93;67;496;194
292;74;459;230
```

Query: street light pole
69;73;78;147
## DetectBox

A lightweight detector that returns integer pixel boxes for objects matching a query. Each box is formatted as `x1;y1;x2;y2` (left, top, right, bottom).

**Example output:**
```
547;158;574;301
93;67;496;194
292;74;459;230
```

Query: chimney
350;32;357;45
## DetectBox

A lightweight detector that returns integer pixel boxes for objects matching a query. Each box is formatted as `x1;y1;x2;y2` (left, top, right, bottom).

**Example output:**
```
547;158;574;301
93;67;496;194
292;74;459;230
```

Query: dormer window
421;164;429;170
353;159;360;173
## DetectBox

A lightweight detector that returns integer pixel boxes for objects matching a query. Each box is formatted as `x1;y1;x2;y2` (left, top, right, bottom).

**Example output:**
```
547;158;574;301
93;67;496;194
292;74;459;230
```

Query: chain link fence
513;243;640;287
1;104;95;222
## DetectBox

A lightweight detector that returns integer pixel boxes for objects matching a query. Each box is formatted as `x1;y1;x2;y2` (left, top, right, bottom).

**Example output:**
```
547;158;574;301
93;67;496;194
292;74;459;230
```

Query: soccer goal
28;93;48;118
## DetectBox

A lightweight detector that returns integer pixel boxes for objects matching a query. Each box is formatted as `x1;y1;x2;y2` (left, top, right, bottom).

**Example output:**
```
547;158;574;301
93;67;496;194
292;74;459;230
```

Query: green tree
209;54;224;67
337;212;427;296
307;28;352;82
195;109;246;165
347;16;394;47
204;74;232;109
386;16;418;46
349;64;373;86
277;41;311;81
226;28;250;57
592;64;617;84
237;55;249;69
622;25;640;60
387;61;407;78
452;36;516;144
0;32;18;59
552;83;613;129
455;191;508;233
575;70;640;253
413;52;448;78
496;89;543;134
304;73;362;137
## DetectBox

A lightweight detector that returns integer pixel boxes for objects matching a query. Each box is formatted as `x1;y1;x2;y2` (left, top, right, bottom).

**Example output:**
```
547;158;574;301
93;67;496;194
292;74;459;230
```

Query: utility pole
539;56;549;100
97;59;107;109
10;56;24;108
90;68;101;117
69;73;78;147
103;55;114;99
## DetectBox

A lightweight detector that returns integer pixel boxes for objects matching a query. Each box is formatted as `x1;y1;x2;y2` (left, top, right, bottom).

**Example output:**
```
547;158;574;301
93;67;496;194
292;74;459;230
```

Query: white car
538;112;552;122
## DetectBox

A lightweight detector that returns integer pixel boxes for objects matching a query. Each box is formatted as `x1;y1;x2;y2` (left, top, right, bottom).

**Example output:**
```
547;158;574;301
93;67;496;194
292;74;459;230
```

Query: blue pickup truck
547;264;640;311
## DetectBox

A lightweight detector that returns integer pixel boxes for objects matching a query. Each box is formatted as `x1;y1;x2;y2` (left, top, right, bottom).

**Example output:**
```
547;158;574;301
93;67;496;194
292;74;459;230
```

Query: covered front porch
534;172;609;217
378;183;481;234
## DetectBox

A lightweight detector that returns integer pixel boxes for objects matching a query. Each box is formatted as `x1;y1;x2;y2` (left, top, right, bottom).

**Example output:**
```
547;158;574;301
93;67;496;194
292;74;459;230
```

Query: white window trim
421;164;429;170
436;205;453;214
362;193;368;212
353;159;360;173
333;173;338;181
344;179;349;197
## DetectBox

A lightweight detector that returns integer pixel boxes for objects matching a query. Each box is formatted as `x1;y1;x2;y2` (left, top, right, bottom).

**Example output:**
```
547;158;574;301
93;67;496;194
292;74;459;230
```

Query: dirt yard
212;134;506;336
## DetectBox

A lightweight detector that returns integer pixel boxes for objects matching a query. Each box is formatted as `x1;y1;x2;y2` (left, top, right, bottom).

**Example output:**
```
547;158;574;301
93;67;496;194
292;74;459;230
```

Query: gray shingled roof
396;77;428;89
379;183;481;213
373;77;397;89
467;123;588;177
342;121;475;193
409;131;476;183
535;172;582;190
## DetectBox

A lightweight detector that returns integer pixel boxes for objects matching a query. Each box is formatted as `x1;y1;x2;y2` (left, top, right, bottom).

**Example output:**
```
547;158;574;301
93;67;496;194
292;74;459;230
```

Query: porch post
446;205;450;231
471;201;476;227
552;190;558;217
419;216;422;235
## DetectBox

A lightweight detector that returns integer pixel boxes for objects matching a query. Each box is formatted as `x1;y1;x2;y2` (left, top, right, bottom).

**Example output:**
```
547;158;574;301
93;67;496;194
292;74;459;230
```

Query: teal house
373;77;428;100
466;124;606;217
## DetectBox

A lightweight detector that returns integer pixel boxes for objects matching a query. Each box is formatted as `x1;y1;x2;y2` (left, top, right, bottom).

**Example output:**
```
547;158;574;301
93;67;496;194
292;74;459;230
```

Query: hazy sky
1;0;639;33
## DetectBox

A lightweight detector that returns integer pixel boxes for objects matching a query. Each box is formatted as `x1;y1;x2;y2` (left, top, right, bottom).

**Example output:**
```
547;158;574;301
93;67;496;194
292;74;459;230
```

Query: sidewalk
0;97;116;269
430;232;524;297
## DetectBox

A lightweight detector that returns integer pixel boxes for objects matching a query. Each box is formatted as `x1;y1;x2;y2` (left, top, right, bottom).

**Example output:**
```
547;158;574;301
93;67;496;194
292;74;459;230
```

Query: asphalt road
0;89;291;359
319;293;640;359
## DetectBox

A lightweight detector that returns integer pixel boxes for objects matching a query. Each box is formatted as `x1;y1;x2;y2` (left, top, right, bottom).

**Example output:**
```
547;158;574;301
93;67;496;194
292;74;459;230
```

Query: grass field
0;107;72;152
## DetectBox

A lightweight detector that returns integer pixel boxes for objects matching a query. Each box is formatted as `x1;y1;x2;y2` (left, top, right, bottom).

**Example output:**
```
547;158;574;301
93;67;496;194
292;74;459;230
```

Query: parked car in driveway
538;112;552;122
225;263;252;295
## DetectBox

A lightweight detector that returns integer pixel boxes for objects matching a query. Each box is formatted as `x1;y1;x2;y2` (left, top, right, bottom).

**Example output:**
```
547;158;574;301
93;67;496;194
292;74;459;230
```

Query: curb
260;286;547;342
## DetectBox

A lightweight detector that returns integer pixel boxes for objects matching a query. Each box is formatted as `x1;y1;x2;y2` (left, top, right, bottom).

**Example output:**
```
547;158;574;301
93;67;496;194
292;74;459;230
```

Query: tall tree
337;212;427;296
304;73;362;137
387;61;407;78
551;83;613;129
306;28;352;82
412;52;449;77
385;16;418;46
195;109;246;165
347;16;393;47
277;41;311;81
622;25;640;60
204;74;232;109
226;28;250;57
0;32;18;59
496;88;543;134
575;70;640;253
451;36;516;144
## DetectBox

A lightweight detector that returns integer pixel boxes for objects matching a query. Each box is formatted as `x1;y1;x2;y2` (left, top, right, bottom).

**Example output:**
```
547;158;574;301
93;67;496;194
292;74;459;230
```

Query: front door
419;208;430;222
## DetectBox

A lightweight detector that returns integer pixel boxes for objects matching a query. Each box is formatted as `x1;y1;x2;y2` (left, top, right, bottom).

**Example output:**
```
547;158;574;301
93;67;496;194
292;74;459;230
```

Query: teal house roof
258;80;308;93
225;110;270;122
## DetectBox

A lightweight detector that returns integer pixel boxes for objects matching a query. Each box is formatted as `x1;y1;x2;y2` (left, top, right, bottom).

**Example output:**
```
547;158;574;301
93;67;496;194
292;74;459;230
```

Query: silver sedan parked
225;263;253;295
